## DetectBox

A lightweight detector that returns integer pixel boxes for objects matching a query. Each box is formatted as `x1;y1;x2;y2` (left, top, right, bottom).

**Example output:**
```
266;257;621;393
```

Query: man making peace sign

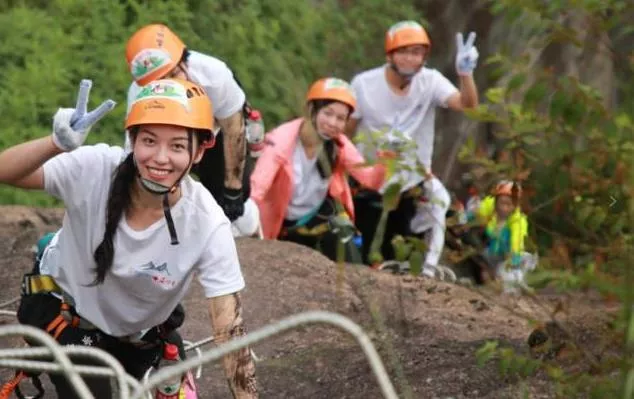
346;21;479;277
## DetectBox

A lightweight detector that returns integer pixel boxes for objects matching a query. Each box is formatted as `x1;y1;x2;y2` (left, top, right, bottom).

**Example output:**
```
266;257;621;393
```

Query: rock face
418;2;615;187
0;206;618;398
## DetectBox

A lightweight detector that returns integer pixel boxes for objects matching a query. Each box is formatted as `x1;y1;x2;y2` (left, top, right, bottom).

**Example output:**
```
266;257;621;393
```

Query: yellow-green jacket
475;196;528;266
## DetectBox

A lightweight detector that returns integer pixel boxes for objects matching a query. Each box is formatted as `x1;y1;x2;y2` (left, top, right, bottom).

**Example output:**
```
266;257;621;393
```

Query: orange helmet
126;78;214;148
126;24;186;86
494;180;522;198
385;21;431;54
306;78;357;112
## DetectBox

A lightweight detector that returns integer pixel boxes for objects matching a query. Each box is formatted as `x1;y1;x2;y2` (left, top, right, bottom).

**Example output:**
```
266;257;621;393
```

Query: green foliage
151;0;422;127
1;0;633;395
0;0;424;205
456;1;634;397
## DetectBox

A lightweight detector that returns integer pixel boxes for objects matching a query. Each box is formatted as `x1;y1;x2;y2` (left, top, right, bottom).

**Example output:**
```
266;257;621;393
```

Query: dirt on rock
0;206;620;398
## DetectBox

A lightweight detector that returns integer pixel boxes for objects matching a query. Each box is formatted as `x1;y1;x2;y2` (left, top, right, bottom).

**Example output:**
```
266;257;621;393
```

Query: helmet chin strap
316;131;332;141
133;132;195;245
310;113;332;142
389;63;420;89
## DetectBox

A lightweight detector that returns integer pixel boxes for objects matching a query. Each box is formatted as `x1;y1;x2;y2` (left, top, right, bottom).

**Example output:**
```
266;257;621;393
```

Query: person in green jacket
476;180;527;267
471;180;537;292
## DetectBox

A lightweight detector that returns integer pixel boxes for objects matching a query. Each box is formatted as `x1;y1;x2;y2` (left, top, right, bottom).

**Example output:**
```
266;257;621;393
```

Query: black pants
445;225;494;284
16;294;185;399
353;190;417;265
281;226;345;262
280;198;362;263
192;129;253;204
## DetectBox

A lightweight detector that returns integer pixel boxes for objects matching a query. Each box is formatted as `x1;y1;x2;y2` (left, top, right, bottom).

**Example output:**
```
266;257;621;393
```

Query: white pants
408;177;451;267
497;252;538;294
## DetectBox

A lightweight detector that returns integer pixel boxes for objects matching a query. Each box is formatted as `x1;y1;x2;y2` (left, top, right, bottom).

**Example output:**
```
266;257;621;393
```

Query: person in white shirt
0;79;257;398
125;24;256;227
346;20;479;277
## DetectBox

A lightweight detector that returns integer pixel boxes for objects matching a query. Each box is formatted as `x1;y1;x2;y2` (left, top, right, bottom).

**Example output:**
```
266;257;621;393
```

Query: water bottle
245;109;265;158
155;343;183;399
352;235;363;249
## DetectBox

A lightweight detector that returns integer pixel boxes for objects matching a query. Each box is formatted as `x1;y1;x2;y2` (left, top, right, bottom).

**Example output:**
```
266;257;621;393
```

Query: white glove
455;32;479;76
52;80;116;151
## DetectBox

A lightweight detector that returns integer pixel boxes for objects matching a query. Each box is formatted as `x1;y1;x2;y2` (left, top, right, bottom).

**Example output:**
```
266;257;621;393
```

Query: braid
91;152;136;285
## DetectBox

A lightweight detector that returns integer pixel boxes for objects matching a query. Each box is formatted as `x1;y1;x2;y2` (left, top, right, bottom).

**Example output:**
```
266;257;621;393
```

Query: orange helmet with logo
306;77;357;112
126;24;186;86
126;78;214;148
385;21;431;54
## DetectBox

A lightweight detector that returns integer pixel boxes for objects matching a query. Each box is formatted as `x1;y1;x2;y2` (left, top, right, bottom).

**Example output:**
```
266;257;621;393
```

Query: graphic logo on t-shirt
140;261;171;275
136;260;177;288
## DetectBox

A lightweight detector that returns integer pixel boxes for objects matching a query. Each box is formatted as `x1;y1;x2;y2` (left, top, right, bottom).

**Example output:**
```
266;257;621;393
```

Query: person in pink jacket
250;78;387;263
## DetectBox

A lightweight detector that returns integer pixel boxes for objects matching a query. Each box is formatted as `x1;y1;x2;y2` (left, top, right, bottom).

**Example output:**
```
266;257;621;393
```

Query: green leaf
609;217;626;235
507;73;527;92
615;113;632;129
586;208;607;232
463;105;503;123
486;87;507;104
475;341;499;367
484;52;507;66
562;100;586;127
523;81;549;108
406;236;427;252
391;235;412;262
627;310;634;348
623;369;634;399
368;251;383;265
408;250;423;276
576;204;593;224
382;183;402;212
549;90;568;120
546;365;564;381
520;135;541;146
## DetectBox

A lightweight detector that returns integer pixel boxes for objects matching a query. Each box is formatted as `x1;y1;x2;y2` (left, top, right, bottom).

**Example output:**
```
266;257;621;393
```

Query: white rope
131;310;398;399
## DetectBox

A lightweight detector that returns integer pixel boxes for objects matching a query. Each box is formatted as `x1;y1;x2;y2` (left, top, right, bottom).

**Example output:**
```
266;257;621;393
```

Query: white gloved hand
52;80;116;151
455;32;479;76
422;176;435;194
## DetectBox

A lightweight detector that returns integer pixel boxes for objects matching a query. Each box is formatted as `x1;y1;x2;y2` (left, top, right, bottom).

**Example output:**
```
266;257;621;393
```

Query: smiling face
132;124;204;187
314;101;351;140
388;44;427;76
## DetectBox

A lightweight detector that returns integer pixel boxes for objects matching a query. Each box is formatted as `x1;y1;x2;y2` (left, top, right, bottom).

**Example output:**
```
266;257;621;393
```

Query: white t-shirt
285;140;329;221
41;144;245;336
351;65;458;189
124;50;246;150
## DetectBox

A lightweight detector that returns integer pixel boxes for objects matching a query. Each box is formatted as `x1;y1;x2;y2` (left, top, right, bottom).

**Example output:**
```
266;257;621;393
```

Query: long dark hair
91;152;136;285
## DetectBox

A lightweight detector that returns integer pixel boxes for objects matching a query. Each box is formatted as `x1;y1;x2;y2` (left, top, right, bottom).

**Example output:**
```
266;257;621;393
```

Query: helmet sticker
130;48;172;80
387;21;424;38
323;78;356;99
133;80;191;112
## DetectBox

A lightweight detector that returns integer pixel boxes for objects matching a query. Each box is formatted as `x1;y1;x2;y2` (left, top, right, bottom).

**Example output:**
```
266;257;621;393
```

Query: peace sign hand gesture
455;32;479;76
52;79;116;152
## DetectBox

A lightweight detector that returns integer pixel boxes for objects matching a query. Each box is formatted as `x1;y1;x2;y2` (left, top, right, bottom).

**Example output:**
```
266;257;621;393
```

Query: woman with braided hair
0;78;258;398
